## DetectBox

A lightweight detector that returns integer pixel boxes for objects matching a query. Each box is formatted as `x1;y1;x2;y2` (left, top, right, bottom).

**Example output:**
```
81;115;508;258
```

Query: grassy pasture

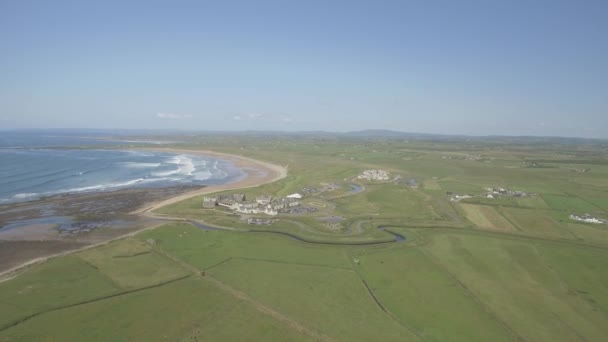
543;194;601;213
2;137;608;341
422;178;441;190
459;203;516;231
0;256;120;330
355;247;513;341
78;239;191;289
2;220;608;341
563;222;608;246
334;184;438;221
423;232;608;341
1;277;314;342
136;223;353;270
210;258;418;341
499;207;574;239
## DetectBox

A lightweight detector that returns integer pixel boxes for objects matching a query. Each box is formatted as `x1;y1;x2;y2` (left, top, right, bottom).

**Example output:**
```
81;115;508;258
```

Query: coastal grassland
422;178;440;190
2;222;608;341
438;179;485;193
513;195;551;208
459;203;516;231
153;200;398;243
562;222;608;245
0;238;191;332
537;244;608;313
135;223;353;270
155;137;606;244
1;277;315;342
543;194;602;213
354;246;514;341
499;207;572;237
333;183;439;221
2;137;608;341
209;258;418;341
0;256;120;329
77;238;190;288
422;231;608;341
105;219;608;342
463;195;551;209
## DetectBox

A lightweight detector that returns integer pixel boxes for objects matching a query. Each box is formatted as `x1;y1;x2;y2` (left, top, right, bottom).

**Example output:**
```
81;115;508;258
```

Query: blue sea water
0;132;244;204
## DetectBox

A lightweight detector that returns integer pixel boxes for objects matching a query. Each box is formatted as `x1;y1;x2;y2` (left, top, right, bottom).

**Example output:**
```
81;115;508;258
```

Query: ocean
0;132;244;204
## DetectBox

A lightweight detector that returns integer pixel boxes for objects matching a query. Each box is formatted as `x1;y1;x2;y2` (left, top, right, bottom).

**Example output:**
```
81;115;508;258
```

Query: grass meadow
1;137;607;340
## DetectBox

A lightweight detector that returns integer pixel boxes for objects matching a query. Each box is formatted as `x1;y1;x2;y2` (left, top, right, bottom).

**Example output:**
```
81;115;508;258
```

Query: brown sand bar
130;148;288;214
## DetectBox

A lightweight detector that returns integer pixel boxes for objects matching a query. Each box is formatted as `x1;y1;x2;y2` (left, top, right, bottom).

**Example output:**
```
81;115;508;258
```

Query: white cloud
156;112;192;119
233;113;292;121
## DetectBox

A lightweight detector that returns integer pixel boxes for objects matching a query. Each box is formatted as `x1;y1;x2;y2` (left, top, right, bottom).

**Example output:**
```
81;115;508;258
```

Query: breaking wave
0;149;242;204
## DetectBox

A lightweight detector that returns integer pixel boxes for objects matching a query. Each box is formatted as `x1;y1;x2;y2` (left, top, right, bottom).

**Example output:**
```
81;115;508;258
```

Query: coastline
0;148;287;281
129;148;288;214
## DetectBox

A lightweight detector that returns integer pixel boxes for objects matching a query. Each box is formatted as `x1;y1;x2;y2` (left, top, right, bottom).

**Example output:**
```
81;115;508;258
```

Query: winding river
185;220;406;246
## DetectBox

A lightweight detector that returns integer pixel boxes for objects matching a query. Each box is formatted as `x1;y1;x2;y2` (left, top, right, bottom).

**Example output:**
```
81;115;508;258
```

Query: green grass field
459;203;517;231
1;136;607;341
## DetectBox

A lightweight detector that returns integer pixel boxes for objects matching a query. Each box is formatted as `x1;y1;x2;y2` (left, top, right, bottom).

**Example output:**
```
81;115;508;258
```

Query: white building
256;195;272;205
357;169;390;181
570;214;605;224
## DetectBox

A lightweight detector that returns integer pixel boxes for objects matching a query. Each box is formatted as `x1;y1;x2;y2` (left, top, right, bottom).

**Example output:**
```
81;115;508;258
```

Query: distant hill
2;128;606;143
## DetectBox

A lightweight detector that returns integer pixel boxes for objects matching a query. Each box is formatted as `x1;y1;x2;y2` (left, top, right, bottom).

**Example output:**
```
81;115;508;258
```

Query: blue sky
1;0;607;138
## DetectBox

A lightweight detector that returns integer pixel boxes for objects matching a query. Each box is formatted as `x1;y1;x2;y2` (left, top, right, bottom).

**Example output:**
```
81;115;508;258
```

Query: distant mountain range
2;128;606;143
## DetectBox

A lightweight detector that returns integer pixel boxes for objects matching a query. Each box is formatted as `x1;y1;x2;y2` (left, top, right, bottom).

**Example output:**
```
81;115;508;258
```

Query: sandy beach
0;149;287;279
130;148;288;214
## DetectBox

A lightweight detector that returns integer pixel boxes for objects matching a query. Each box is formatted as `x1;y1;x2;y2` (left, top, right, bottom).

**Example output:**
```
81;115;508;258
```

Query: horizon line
1;127;606;141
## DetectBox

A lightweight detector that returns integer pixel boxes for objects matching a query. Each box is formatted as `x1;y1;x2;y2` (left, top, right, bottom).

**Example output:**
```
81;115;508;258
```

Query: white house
256;195;272;205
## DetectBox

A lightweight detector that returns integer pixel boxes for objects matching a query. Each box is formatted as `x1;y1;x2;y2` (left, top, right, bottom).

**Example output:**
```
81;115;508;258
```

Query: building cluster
484;187;530;199
569;214;606;224
357;169;390;181
446;192;473;202
441;154;482;161
203;193;302;216
447;187;532;201
572;168;590;173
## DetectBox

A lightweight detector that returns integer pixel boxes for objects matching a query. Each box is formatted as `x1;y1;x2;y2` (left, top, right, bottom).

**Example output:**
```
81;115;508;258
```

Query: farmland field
459;203;516;231
1;136;607;341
